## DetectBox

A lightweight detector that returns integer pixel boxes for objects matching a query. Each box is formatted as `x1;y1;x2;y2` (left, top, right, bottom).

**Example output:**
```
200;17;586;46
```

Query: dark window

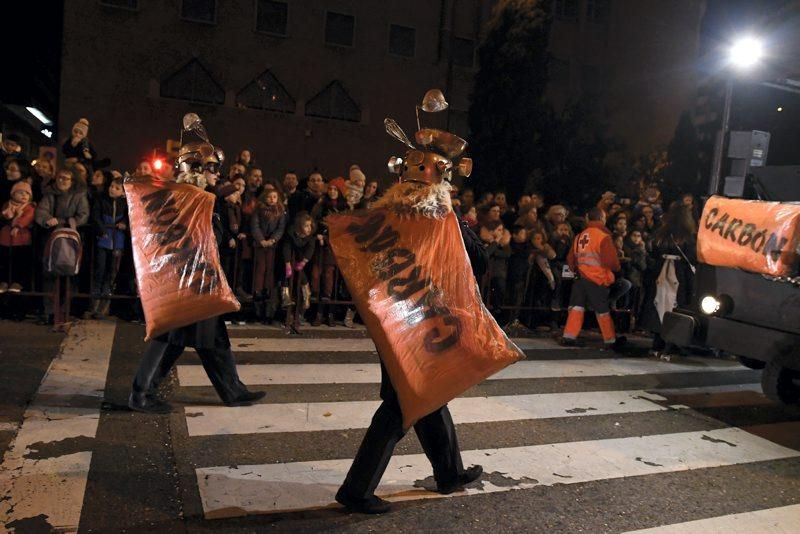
237;70;295;113
305;80;361;122
256;0;288;35
587;0;610;23
452;37;475;68
554;0;578;21
181;0;216;23
389;24;416;58
161;59;225;105
550;57;571;86
99;0;138;9
325;12;355;47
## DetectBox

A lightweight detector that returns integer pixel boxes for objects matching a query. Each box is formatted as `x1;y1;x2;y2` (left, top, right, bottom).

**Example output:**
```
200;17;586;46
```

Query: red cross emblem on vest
578;233;590;250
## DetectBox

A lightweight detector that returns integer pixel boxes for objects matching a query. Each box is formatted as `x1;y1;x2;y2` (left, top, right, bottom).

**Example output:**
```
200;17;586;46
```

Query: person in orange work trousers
560;207;627;351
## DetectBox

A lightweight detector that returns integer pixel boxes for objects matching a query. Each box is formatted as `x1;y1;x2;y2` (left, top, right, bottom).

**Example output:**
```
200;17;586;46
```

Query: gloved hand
285;263;293;279
294;259;307;272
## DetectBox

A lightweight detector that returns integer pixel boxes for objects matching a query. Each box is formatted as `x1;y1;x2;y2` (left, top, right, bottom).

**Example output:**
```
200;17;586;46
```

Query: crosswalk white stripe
187;337;571;352
625;504;800;533
176;358;744;386
0;321;116;531
195;427;800;518
183;390;669;436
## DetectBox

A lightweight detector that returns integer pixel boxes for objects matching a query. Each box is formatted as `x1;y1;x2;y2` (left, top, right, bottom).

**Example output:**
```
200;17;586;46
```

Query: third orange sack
124;175;239;340
327;209;524;430
698;196;800;277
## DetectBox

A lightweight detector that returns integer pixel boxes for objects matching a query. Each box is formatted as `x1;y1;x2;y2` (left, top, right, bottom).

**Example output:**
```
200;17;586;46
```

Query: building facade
59;0;706;186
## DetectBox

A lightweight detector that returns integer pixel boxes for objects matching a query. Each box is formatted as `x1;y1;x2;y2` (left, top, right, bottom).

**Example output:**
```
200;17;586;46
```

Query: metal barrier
1;227;636;334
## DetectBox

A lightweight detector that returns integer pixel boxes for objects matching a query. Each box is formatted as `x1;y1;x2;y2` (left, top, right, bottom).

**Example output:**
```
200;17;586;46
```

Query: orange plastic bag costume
698;195;800;277
327;209;524;429
124;176;240;340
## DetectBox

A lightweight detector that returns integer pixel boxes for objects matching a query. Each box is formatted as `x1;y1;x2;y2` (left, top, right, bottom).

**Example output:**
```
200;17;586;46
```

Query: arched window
160;59;225;105
305;80;361;122
236;70;295;113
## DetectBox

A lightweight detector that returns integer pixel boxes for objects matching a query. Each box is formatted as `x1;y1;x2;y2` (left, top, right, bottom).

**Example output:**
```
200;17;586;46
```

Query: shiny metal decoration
384;89;471;185
421;89;449;113
384;118;415;149
416;89;449;131
415;129;467;159
182;113;210;142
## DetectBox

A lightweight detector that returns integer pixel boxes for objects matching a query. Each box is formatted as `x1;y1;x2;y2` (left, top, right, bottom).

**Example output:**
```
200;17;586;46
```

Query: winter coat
287;189;322;220
459;219;488;278
35;184;90;229
61;138;98;167
508;240;533;286
91;195;128;250
311;197;346;236
220;201;243;242
480;225;511;280
0;203;35;247
623;243;649;288
281;229;316;265
251;205;287;245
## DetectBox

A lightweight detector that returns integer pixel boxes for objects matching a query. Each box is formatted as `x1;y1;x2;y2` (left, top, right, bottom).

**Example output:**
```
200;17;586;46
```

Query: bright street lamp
709;36;765;195
729;37;764;70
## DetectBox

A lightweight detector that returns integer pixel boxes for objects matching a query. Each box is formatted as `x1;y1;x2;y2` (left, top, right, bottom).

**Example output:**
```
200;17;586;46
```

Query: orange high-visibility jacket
567;221;620;287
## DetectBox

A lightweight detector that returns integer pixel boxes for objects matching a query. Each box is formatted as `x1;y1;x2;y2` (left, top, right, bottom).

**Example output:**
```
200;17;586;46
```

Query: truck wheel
761;360;800;404
738;356;766;370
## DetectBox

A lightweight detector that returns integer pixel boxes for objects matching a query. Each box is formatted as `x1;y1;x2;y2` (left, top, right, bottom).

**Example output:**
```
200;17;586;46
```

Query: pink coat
0;203;35;247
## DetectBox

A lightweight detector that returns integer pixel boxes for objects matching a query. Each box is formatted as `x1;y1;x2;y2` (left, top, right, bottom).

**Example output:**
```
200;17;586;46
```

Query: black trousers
130;338;247;404
339;362;465;500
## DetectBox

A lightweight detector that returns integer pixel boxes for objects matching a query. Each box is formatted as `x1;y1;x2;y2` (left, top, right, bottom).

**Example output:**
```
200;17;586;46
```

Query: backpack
44;228;83;276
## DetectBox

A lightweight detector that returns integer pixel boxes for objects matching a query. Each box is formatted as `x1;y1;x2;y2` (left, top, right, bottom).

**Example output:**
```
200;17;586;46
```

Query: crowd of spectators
0;119;700;343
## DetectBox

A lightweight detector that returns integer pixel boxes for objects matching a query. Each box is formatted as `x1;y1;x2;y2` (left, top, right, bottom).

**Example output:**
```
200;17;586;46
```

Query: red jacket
567;221;619;286
0;203;35;247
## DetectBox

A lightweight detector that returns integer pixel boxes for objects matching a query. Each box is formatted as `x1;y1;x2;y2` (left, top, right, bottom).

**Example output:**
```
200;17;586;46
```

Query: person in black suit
335;218;488;514
128;124;264;414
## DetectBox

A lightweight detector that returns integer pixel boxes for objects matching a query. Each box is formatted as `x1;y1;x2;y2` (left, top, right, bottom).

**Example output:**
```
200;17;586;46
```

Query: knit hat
349;167;366;184
72;118;90;137
217;182;238;198
11;181;32;198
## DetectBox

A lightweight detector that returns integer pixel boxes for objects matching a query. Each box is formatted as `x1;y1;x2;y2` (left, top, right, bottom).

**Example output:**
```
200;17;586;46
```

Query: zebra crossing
169;325;800;527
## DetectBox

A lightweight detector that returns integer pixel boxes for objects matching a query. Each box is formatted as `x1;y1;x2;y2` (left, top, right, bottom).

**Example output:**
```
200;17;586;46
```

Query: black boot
128;392;172;414
129;341;182;413
196;347;265;406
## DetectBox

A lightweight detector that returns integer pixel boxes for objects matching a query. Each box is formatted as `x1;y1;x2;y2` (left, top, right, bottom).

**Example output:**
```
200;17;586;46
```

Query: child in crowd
548;222;574;324
89;179;128;318
251;188;287;324
0;182;36;294
505;225;532;327
623;229;650;326
529;228;556;328
216;182;244;290
281;212;316;329
480;220;511;321
311;183;346;326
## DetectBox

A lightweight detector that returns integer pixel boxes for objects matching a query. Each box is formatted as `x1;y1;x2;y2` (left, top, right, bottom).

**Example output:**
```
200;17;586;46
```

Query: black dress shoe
436;465;483;495
128;393;172;414
335;488;391;514
224;390;266;407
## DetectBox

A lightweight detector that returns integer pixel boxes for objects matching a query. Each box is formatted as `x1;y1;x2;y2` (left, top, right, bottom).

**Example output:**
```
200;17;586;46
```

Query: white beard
175;170;207;190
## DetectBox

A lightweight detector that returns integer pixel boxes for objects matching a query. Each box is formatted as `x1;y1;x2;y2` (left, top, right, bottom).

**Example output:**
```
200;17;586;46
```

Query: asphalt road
1;319;799;533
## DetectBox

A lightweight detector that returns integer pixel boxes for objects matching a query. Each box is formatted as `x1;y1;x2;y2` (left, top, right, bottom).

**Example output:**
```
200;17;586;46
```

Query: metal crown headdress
384;89;472;185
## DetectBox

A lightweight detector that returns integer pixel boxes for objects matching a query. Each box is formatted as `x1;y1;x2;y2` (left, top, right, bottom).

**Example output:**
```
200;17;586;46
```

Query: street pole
709;78;734;196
